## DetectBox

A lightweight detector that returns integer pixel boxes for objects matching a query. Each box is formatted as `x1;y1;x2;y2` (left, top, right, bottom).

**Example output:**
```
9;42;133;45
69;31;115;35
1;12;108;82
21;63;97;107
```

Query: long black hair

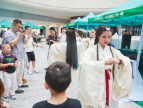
66;28;78;69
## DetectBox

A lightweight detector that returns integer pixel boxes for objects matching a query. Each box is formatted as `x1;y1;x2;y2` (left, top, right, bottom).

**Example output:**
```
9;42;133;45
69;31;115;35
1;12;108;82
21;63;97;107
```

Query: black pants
26;51;36;62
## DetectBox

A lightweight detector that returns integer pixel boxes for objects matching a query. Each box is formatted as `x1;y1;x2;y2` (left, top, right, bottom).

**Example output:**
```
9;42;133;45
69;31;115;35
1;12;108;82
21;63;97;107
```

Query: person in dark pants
32;31;38;44
25;26;44;75
3;19;29;94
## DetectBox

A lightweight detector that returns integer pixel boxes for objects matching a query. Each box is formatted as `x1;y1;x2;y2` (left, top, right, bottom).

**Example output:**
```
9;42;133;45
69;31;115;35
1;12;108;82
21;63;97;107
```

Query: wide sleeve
81;39;89;51
47;43;66;67
89;40;94;48
78;46;106;108
77;42;85;62
112;48;132;101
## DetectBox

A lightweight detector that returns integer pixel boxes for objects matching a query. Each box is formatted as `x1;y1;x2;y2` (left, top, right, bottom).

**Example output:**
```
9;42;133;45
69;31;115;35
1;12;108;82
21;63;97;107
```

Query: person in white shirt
25;26;44;75
59;27;66;43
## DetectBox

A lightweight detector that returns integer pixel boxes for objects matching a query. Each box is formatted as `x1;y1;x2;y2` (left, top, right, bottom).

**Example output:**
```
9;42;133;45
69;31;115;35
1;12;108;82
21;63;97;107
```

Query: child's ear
44;82;49;89
70;78;72;83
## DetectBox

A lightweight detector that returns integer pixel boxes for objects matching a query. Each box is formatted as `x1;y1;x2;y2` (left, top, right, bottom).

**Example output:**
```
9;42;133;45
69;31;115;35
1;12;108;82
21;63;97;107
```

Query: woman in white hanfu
76;32;82;42
81;28;97;50
86;27;97;48
48;28;85;99
78;25;132;108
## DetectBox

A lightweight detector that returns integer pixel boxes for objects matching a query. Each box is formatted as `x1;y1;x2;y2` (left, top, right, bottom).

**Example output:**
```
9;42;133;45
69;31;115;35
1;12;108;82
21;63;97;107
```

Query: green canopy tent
0;19;12;28
88;0;143;76
69;12;97;34
22;22;43;29
68;12;118;35
62;17;81;28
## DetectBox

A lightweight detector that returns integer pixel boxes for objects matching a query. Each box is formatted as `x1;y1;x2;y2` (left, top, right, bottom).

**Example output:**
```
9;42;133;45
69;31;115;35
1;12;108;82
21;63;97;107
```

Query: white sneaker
2;97;9;102
28;70;32;75
10;95;16;100
33;69;39;73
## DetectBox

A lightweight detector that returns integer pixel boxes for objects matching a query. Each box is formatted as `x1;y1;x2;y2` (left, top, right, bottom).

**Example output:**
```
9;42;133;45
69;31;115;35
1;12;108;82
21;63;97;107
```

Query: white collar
98;42;108;51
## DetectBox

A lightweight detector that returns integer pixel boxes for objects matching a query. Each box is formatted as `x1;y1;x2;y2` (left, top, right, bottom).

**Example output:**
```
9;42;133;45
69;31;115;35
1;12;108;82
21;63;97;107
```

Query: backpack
0;53;16;71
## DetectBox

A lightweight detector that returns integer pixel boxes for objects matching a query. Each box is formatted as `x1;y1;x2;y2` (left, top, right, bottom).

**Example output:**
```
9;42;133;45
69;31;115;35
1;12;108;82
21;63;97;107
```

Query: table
119;49;143;71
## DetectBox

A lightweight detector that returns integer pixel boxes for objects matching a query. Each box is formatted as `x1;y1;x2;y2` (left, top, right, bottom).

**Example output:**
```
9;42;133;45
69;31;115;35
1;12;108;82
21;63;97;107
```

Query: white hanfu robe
81;38;90;50
88;38;95;48
47;42;85;99
76;36;82;42
79;43;132;108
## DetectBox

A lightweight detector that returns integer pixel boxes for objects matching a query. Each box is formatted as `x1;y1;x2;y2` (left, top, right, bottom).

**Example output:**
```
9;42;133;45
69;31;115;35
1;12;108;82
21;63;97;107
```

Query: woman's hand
85;40;89;43
105;58;120;65
105;59;114;65
49;40;53;42
110;58;120;64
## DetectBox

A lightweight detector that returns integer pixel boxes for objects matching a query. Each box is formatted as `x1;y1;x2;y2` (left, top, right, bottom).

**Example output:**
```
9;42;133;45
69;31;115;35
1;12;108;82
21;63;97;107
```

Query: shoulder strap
54;35;56;39
0;54;4;63
11;53;16;61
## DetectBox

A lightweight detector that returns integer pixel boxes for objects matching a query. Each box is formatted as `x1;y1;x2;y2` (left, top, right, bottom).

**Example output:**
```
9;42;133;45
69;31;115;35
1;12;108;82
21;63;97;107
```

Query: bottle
125;45;128;49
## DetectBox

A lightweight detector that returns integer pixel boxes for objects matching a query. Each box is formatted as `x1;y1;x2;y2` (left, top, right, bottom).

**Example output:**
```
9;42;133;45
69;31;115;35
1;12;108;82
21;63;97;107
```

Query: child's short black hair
1;44;10;49
45;62;71;93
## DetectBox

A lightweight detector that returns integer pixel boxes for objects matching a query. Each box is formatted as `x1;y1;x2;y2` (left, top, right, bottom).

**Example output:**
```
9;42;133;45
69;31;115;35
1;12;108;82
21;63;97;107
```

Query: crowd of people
0;18;132;108
0;19;44;108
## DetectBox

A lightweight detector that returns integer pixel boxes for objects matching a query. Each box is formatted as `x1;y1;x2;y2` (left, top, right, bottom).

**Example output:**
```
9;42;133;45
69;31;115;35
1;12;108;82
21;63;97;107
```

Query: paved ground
0;41;142;108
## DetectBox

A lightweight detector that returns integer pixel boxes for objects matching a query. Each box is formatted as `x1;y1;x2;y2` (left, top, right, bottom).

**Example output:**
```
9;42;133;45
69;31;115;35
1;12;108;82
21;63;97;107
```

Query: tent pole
130;26;132;35
86;24;89;38
118;25;121;49
77;25;78;31
137;22;143;68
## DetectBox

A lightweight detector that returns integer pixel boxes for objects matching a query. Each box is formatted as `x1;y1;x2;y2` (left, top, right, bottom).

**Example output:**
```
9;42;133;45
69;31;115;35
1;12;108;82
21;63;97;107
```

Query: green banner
88;5;143;23
0;25;12;28
68;21;78;27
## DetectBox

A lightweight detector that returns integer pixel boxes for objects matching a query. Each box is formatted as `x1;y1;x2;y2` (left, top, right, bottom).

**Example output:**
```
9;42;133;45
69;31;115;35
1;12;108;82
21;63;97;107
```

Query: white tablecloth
112;36;143;50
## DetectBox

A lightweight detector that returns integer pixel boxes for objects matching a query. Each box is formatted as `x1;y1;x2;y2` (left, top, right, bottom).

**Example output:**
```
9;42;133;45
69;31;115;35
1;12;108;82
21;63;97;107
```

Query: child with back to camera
33;62;81;108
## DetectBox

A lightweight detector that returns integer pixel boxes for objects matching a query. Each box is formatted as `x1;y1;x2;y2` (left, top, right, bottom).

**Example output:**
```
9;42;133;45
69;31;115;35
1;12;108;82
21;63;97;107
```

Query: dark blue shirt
0;53;17;73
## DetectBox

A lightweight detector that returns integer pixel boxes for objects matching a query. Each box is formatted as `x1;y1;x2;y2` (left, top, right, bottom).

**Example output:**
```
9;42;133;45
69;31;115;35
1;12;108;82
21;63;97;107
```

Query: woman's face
62;29;66;33
76;33;78;37
49;30;55;36
98;31;112;47
91;29;96;38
